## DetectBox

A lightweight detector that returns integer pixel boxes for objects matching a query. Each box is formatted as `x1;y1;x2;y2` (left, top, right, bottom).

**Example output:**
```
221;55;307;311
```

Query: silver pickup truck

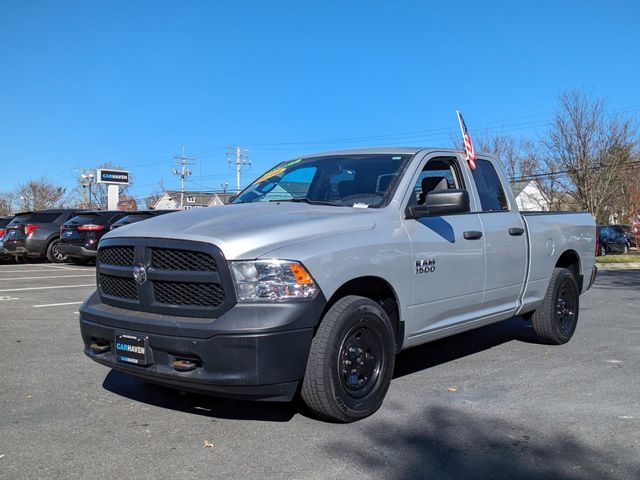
79;148;597;422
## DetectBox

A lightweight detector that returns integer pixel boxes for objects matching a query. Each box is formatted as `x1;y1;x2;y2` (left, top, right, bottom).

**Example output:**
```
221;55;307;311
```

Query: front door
403;154;486;340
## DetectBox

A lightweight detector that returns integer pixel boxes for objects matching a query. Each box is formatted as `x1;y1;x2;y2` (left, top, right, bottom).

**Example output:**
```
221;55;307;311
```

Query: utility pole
220;182;229;204
81;170;95;209
79;169;95;209
226;146;251;193
172;149;194;210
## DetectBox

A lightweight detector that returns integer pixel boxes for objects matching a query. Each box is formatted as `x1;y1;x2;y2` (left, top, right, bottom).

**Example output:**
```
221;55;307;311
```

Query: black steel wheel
301;295;396;422
46;239;68;263
531;267;579;344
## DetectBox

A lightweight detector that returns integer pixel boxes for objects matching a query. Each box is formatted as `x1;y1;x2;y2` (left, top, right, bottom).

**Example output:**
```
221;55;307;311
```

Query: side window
408;157;464;207
471;159;509;212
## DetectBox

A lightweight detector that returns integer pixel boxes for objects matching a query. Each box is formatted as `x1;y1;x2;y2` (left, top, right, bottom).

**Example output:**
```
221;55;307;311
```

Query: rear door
402;153;486;340
471;158;527;315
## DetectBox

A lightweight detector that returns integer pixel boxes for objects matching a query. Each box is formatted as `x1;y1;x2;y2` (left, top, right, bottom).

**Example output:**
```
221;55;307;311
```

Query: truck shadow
322;405;640;479
394;315;541;379
102;316;539;422
102;370;299;422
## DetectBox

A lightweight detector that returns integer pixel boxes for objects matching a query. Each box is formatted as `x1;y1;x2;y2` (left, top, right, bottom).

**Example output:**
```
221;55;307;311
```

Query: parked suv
610;224;637;249
59;211;127;265
0;215;15;262
597;225;629;256
4;209;84;263
109;210;175;230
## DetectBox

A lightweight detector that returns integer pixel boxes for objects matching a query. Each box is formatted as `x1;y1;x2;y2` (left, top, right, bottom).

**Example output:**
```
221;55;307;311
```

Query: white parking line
0;284;95;292
33;301;84;308
0;268;94;274
0;274;95;281
42;265;93;271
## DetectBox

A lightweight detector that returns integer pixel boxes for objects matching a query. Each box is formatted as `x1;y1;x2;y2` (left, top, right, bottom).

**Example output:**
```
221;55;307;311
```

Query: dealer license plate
115;333;151;366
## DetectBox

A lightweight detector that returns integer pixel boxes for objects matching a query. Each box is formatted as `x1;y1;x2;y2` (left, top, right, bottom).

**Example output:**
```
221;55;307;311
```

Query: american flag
456;111;477;170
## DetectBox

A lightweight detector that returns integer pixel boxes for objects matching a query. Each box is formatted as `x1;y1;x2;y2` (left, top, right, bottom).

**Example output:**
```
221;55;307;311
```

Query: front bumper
79;291;326;401
58;244;97;258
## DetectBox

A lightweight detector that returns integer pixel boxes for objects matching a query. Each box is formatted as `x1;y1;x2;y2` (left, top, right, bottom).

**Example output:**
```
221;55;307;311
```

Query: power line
226;146;251;193
172;149;194;210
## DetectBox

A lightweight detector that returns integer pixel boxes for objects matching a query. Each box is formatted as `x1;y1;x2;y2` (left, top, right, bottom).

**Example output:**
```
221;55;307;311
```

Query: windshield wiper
269;198;344;206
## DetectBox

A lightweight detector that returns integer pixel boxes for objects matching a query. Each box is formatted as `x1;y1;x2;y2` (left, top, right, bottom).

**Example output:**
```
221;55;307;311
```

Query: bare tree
544;90;638;223
145;179;166;209
0;191;16;215
118;195;138;211
14;177;67;211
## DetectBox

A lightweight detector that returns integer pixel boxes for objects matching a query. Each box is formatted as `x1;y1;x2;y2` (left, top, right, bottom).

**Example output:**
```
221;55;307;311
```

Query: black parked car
4;209;85;263
59;211;128;265
596;225;629;256
0;215;15;261
109;210;176;230
610;224;637;248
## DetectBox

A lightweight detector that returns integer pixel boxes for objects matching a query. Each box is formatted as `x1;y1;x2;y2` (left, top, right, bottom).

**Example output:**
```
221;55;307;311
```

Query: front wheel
531;267;579;344
301;295;396;422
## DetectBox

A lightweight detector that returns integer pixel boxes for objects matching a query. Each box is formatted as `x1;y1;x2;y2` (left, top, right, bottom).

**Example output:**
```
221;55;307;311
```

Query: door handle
509;227;525;236
463;230;483;240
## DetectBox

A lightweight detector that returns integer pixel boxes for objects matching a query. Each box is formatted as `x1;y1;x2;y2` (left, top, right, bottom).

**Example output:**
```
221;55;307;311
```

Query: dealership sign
96;169;129;185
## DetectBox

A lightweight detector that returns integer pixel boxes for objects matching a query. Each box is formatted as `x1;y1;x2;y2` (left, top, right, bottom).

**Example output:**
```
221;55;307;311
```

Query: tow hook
90;342;110;354
173;359;198;372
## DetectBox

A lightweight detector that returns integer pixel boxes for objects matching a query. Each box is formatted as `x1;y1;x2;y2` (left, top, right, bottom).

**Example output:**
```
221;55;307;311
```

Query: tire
531;267;579;345
301;295;396;423
46;239;68;263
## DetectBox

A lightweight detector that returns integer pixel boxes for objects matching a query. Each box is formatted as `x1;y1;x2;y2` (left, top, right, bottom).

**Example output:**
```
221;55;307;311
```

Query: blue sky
1;0;639;205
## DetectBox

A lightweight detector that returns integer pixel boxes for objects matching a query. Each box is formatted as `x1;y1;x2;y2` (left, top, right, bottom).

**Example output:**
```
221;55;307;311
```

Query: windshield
233;154;412;208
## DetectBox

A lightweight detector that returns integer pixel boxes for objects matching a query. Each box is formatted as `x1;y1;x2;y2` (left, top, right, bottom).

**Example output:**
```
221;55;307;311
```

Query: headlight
229;260;318;302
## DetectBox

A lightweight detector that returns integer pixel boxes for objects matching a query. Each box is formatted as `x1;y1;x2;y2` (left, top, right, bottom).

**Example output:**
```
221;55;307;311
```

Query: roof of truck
294;147;495;159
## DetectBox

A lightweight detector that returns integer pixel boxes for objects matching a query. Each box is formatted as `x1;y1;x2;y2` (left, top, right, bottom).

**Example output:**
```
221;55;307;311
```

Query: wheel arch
323;276;403;352
555;249;582;290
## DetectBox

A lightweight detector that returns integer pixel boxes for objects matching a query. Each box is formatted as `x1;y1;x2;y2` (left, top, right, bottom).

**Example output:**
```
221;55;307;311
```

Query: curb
596;262;640;270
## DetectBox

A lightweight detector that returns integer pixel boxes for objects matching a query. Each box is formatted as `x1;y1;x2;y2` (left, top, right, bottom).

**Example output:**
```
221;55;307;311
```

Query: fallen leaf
203;440;214;448
447;386;457;393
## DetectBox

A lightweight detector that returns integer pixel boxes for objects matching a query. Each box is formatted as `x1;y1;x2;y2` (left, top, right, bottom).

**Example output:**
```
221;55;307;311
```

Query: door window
408;157;464;207
471;159;509;212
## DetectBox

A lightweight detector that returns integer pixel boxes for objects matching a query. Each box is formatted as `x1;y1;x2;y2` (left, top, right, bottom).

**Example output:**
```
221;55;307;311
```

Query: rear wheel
301;295;396;423
46;239;68;263
531;267;579;344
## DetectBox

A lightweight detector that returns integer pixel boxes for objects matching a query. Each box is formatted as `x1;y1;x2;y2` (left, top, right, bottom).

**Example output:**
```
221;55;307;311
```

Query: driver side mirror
405;189;470;219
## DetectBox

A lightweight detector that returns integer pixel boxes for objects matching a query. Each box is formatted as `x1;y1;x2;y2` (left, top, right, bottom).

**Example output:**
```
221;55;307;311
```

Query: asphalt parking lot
0;263;638;480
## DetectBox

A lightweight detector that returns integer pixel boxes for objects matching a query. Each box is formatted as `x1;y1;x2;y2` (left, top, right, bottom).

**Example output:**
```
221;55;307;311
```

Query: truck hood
102;203;379;259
